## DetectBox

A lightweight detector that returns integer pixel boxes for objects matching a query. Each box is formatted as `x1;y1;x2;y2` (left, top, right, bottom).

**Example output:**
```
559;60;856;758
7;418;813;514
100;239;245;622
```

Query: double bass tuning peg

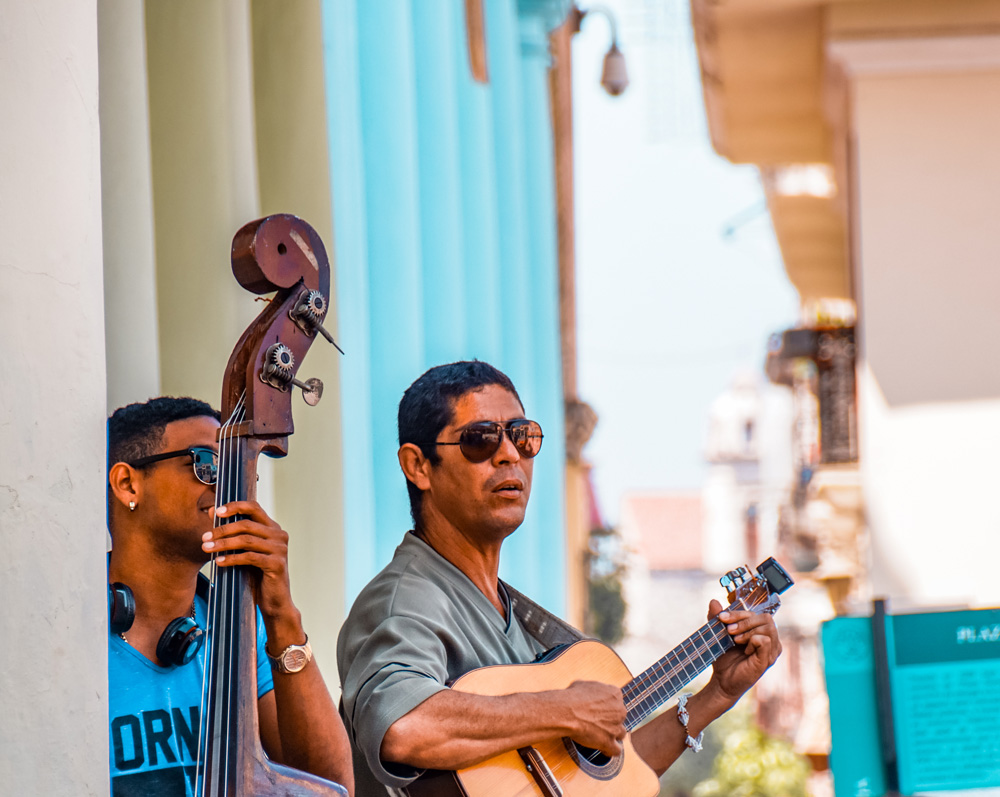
260;343;325;406
295;377;324;406
290;290;345;355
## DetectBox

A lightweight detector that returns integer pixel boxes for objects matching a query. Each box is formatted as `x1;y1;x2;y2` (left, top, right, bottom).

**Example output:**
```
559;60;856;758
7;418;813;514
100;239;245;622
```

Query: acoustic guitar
403;558;793;797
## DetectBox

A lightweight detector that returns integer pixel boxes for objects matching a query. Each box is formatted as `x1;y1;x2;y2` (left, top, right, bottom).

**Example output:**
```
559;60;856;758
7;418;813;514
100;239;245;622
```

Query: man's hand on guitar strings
706;598;782;704
560;680;628;758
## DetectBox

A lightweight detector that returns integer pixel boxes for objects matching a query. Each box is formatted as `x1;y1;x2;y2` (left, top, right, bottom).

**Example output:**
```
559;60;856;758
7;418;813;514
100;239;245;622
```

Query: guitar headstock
721;557;794;616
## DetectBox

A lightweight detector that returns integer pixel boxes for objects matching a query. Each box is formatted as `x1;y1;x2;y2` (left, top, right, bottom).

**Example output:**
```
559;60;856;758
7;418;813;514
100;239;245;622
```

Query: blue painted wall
322;0;570;615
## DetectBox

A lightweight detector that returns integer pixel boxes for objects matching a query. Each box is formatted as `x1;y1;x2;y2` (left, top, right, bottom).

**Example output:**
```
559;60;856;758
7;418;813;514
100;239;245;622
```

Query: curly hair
106;397;220;526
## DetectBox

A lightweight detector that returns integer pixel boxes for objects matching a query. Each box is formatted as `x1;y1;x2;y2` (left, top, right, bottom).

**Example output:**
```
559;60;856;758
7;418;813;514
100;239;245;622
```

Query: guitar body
401;558;795;797
406;640;660;797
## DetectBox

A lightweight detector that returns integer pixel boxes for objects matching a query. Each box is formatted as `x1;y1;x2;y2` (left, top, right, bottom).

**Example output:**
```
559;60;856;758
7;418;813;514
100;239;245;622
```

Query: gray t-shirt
337;532;546;796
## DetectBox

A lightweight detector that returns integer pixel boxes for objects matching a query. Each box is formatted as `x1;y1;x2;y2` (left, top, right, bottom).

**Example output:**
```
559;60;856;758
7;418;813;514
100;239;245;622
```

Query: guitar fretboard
621;617;735;731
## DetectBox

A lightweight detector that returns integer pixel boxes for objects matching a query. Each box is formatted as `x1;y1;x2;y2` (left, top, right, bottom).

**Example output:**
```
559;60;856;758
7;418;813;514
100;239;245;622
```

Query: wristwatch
266;636;313;674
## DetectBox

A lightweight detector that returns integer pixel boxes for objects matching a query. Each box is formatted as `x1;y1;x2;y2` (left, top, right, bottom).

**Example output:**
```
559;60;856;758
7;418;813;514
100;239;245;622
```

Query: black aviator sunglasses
434;420;543;464
129;447;219;485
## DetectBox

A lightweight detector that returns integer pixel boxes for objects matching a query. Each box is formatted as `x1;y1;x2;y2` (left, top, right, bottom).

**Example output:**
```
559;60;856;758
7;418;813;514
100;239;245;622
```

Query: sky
570;0;800;524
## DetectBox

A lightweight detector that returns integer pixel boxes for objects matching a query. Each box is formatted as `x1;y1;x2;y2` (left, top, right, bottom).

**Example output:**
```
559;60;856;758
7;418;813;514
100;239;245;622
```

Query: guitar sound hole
563;739;624;781
577;745;611;766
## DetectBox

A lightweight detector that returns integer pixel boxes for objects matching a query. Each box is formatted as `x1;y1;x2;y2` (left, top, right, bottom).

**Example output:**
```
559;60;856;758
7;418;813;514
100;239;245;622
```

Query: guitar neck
621;617;734;731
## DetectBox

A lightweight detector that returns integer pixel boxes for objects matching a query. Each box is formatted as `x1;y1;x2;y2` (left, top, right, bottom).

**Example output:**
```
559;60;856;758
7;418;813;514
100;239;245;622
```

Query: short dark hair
398;361;522;530
107;397;221;521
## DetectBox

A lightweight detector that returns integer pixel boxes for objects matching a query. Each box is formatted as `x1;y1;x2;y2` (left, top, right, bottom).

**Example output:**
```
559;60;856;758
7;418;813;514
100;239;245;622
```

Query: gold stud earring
129;501;137;512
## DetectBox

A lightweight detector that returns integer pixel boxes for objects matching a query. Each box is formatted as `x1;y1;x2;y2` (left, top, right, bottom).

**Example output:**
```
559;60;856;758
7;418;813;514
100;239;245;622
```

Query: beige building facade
693;0;1000;613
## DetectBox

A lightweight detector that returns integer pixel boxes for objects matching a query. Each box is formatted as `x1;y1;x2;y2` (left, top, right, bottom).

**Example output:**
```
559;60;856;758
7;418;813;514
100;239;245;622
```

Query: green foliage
586;526;627;645
588;572;627;645
689;706;810;797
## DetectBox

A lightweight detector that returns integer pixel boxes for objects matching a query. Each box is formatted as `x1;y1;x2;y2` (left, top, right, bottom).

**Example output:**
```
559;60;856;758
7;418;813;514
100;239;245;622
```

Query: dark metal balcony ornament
816;328;857;464
766;325;858;465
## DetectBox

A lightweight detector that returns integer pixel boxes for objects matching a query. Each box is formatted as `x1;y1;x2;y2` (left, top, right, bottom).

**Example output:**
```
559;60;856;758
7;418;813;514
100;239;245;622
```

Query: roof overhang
691;0;853;303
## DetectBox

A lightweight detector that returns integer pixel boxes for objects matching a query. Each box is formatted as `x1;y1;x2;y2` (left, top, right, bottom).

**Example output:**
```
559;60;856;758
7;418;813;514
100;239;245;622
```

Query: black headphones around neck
107;575;209;667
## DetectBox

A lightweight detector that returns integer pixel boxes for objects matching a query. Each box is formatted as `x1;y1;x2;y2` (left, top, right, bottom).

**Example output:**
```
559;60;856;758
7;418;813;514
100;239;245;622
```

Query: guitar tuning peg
290;290;345;354
723;567;749;587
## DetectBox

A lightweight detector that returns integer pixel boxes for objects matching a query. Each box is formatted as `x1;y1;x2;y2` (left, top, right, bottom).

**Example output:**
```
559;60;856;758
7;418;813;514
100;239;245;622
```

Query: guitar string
621;593;760;707
622;594;759;729
196;393;245;797
625;624;727;698
622;624;731;730
624;621;732;709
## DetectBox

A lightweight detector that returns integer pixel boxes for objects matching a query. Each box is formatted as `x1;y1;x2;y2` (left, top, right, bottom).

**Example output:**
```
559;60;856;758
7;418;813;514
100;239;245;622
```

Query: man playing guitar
337;362;782;797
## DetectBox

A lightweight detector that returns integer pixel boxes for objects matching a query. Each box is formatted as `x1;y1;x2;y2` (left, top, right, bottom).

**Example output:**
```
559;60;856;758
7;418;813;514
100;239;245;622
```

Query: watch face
283;647;310;673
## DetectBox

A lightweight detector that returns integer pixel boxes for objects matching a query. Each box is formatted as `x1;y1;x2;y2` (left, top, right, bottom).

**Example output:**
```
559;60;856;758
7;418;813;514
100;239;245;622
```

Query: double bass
195;214;347;796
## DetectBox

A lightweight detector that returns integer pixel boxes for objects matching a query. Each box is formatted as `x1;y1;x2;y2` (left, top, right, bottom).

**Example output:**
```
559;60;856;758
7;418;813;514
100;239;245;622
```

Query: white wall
0;1;110;793
859;364;1000;609
841;43;1000;609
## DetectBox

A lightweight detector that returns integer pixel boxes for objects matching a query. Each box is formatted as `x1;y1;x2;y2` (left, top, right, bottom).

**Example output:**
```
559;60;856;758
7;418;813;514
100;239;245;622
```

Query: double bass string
196;393;246;797
222;394;247;797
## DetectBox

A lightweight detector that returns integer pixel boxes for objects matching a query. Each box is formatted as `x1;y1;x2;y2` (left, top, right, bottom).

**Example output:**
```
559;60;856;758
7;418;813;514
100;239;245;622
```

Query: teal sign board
823;608;1000;797
822;617;887;797
887;609;1000;794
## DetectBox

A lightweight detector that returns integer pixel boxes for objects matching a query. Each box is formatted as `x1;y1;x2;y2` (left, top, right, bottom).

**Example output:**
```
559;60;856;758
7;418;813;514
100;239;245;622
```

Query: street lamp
571;4;629;97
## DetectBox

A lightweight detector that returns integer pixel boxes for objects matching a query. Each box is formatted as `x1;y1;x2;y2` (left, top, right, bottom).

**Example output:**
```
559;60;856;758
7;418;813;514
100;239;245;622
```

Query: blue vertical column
356;0;426;571
486;0;533;395
488;0;546;598
322;0;377;600
502;7;568;615
412;0;467;365
454;0;502;363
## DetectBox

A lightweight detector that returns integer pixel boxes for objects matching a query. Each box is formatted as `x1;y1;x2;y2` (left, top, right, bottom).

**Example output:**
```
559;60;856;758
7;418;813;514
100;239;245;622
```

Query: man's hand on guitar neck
632;598;782;777
381;680;627;772
708;598;782;703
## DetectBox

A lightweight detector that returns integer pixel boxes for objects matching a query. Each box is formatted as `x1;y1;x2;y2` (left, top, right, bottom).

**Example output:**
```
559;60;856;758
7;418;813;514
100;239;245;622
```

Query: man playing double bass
337;361;783;796
106;396;354;796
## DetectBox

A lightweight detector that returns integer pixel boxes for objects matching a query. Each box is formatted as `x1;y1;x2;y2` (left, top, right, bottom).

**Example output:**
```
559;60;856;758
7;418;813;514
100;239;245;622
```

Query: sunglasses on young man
435;419;544;463
129;447;219;485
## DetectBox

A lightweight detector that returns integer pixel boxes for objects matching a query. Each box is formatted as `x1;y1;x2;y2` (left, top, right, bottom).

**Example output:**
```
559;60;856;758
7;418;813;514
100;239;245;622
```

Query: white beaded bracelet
676;693;704;753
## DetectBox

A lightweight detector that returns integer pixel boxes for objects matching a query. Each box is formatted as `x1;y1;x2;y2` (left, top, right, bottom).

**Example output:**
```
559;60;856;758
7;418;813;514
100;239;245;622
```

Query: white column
145;0;261;405
0;1;109;793
99;0;161;410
